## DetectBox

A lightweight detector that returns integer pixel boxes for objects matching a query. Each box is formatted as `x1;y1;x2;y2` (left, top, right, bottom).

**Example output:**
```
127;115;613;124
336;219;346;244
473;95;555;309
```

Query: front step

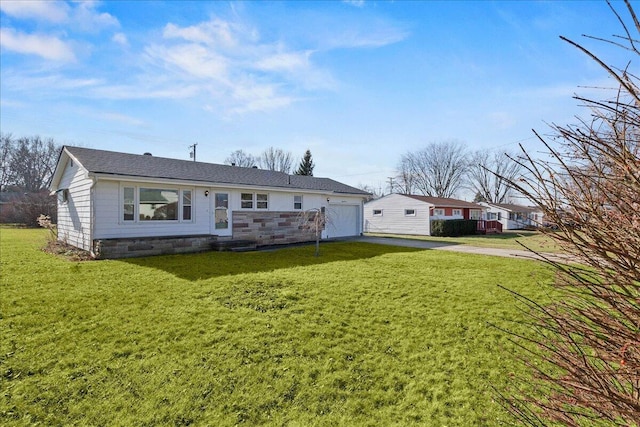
211;239;257;252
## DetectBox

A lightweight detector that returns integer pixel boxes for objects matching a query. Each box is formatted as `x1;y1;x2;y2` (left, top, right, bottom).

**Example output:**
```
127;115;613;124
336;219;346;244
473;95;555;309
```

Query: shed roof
55;146;369;196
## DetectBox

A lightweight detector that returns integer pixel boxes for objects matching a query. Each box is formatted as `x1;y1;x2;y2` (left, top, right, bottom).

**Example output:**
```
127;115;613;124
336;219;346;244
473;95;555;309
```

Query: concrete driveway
341;235;571;263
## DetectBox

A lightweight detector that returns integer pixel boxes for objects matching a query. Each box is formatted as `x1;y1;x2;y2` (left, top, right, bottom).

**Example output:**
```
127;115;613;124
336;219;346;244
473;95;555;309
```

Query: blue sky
0;1;630;195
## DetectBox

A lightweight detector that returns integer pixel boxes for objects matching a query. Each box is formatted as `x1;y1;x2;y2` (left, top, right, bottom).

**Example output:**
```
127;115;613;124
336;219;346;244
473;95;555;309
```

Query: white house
479;202;543;230
49;146;370;258
363;194;486;236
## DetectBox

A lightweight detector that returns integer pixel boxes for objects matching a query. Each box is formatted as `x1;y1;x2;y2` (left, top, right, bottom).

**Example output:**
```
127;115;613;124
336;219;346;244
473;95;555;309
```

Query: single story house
478;202;543;230
49;146;370;258
363;193;487;236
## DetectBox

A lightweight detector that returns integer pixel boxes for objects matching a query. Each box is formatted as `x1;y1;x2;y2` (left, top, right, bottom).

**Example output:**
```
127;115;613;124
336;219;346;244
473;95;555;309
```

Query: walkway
342;236;573;263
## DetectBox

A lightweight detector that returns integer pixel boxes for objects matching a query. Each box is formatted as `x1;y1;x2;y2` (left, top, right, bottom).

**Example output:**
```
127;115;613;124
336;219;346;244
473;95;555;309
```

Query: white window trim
433;208;445;216
121;185;194;224
240;192;269;210
293;194;303;210
452;209;462;216
404;209;416;216
373;209;383;217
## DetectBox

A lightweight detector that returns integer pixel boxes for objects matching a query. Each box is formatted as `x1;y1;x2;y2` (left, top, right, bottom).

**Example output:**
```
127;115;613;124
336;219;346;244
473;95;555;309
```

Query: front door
213;192;232;236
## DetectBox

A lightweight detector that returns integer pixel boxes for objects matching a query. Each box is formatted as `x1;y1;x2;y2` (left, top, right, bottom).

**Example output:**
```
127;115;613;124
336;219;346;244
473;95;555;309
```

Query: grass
1;228;553;426
366;230;561;253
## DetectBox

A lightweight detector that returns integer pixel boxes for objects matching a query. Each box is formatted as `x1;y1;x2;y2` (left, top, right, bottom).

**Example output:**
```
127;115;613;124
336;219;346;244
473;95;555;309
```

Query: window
182;190;192;221
123;187;135;221
452;209;462;216
58;189;69;204
405;209;416;216
241;193;253;209
241;193;269;209
373;209;383;216
433;208;445;216
256;193;268;209
123;186;192;222
215;193;229;229
470;210;481;220
294;195;303;210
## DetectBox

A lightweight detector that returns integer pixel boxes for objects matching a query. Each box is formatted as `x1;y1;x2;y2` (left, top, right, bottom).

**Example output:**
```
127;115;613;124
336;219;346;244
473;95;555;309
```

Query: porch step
211;239;258;252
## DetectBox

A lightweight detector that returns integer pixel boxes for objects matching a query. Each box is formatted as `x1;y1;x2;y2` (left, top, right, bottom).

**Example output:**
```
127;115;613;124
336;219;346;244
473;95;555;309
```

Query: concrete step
211;239;257;252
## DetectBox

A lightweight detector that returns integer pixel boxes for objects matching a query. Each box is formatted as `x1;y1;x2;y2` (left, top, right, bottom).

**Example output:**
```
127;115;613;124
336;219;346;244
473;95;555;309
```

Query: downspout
89;176;97;258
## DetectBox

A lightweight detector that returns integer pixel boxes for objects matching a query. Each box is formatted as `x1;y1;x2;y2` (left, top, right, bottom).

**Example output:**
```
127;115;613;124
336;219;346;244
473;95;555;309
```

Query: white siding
57;159;93;250
364;194;431;236
93;180;211;239
93;181;365;240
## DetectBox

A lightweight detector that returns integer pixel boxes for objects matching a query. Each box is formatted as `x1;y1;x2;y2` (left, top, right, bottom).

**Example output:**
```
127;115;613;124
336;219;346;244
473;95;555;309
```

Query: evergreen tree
295;149;314;176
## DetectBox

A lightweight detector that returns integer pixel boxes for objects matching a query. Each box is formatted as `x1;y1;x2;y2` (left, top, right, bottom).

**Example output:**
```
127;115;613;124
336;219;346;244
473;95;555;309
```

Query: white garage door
327;204;359;238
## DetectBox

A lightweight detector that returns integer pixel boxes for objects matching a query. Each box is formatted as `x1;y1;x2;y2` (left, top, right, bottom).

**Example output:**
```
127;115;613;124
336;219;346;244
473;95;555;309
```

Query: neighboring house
49;146;370;258
363;193;486;236
479;202;543;230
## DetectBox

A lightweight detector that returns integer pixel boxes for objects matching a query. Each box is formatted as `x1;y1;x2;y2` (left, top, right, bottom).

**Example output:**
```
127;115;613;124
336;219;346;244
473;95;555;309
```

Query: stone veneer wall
93;235;218;259
232;211;316;246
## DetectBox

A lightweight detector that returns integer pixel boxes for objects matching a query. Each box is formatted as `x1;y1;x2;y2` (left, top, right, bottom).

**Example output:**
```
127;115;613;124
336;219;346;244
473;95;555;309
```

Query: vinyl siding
364;194;431;236
56;159;93;250
93;180;211;239
93;180;364;240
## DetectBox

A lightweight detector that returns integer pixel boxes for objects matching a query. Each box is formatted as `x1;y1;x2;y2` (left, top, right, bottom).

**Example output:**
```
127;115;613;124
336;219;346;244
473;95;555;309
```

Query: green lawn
1;229;553;426
366;230;561;253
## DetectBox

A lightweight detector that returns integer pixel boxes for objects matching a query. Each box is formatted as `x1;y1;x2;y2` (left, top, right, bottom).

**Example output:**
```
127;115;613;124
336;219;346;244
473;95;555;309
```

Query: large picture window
122;186;193;222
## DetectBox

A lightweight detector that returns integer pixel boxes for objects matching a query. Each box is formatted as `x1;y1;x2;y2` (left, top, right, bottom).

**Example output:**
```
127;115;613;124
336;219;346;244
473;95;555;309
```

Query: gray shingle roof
63;146;369;195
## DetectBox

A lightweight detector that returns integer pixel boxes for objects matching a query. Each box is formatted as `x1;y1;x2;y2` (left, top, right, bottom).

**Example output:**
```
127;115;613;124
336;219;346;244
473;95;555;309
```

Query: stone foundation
93;235;217;259
232;211;317;246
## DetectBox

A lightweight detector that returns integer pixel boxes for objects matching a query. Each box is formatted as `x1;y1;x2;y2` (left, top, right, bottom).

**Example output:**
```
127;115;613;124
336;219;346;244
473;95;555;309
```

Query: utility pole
387;176;395;194
189;143;197;161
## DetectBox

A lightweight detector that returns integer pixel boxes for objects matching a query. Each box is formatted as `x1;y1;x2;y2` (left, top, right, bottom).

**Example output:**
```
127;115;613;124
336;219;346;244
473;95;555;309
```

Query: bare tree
0;133;14;192
394;158;416;194
224;150;256;168
258;147;293;173
297;208;326;257
6;135;59;192
497;2;640;425
0;134;59;192
467;149;523;203
398;140;468;197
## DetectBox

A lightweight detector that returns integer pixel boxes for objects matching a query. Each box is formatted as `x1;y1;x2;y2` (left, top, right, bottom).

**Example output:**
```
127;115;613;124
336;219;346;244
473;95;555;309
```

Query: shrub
430;219;477;237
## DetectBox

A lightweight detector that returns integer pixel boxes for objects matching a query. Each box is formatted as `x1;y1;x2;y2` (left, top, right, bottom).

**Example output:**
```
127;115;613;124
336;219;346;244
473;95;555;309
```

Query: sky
0;0;633;197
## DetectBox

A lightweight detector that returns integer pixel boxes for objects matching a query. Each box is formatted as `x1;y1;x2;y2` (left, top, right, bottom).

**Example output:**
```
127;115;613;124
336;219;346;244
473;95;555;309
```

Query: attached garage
327;204;360;238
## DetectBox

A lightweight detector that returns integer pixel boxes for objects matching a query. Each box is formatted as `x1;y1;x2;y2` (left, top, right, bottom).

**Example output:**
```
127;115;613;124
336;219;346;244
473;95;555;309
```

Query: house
478;202;543;230
363;193;487;236
49;146;370;258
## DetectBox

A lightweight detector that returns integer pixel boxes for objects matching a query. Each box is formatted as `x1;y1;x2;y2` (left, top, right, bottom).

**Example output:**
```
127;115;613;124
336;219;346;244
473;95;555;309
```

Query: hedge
430;219;478;237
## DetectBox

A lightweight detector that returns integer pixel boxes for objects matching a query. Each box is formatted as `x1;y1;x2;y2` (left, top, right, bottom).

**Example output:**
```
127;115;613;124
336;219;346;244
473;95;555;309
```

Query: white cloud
163;20;238;47
73;1;119;32
112;32;128;46
0;0;69;23
145;43;228;81
343;0;365;7
0;1;119;31
326;23;409;49
0;28;76;62
256;51;312;72
100;112;146;126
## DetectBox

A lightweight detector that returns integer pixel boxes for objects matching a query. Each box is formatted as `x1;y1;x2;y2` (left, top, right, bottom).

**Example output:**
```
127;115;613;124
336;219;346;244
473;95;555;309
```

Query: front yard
1;229;553;426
